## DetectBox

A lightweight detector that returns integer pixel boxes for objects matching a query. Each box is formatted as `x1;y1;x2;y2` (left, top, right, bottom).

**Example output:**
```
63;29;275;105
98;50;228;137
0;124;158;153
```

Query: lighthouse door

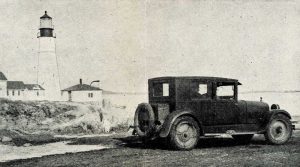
68;91;72;101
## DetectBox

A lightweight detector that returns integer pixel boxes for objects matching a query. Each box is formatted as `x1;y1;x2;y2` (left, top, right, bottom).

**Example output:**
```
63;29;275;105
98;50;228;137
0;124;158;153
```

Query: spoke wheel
169;116;200;150
264;114;292;145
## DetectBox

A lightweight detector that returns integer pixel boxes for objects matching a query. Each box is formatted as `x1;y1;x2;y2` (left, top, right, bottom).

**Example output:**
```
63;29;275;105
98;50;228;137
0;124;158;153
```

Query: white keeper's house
61;79;103;103
0;71;45;100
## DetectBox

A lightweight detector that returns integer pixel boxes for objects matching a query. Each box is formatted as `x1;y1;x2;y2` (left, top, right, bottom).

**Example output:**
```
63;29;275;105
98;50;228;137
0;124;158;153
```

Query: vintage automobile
133;76;294;150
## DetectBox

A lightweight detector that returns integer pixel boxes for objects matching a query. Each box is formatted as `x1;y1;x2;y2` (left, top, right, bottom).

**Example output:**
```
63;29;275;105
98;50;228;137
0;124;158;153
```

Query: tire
169;116;200;150
232;134;254;144
264;114;292;145
134;103;155;137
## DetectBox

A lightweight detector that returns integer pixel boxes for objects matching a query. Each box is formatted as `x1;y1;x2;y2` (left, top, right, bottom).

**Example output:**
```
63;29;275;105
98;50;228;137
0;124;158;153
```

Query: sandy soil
0;141;108;162
1;130;299;167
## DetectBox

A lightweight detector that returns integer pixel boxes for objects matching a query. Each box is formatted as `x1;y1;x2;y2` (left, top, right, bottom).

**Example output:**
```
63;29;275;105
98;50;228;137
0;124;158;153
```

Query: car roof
149;76;241;84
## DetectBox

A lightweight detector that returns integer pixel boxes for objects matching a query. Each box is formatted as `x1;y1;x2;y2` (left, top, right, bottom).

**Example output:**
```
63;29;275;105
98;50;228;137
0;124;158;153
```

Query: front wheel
264;114;292;145
169;116;200;150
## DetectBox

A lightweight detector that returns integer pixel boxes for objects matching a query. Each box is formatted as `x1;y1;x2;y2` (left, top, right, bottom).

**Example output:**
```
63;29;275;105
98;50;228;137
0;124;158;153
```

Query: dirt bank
0;98;131;146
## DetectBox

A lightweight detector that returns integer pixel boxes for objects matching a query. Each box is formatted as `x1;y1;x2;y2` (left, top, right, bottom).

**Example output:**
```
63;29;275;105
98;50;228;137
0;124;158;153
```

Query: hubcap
270;120;288;141
175;122;197;147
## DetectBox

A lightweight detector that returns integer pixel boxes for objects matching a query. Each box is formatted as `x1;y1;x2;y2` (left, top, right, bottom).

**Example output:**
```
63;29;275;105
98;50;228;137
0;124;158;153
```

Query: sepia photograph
0;0;299;166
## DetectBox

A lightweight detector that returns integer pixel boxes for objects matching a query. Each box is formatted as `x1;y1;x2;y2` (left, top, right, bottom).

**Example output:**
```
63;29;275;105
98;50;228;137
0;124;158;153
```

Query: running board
204;131;257;137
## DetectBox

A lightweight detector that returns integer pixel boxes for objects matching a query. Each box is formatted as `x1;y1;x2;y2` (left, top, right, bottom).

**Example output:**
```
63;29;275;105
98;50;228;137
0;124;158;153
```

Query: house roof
7;81;25;89
7;81;44;90
62;84;102;91
25;84;45;90
0;72;7;80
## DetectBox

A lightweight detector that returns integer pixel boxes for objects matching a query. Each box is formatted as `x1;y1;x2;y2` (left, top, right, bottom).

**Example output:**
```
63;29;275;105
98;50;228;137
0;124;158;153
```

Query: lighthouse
37;11;61;100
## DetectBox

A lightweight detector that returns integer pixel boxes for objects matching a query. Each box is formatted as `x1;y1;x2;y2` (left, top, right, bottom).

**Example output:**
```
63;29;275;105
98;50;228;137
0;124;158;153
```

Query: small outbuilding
0;71;45;100
7;81;26;100
0;72;8;97
7;81;45;100
24;84;45;100
61;79;102;103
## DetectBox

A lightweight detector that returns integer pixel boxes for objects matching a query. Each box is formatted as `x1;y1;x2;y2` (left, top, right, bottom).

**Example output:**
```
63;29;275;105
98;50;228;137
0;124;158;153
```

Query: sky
0;0;299;93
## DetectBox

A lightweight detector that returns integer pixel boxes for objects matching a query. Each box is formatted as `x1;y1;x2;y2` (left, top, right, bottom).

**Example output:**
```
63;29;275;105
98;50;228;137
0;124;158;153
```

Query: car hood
238;100;269;112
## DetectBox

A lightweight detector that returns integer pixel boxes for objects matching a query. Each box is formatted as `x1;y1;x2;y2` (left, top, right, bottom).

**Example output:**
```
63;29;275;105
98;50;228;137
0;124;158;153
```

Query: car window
216;85;234;100
162;83;169;96
153;82;169;97
191;82;209;99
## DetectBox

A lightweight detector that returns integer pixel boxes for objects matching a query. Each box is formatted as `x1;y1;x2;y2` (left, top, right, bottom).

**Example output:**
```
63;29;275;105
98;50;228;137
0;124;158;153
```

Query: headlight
271;104;280;110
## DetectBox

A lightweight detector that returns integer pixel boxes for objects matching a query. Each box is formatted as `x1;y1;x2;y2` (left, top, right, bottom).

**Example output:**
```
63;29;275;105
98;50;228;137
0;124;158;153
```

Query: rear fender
159;110;203;138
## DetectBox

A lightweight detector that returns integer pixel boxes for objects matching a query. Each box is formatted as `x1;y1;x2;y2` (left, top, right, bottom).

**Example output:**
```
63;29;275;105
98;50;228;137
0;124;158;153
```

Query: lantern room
39;11;54;37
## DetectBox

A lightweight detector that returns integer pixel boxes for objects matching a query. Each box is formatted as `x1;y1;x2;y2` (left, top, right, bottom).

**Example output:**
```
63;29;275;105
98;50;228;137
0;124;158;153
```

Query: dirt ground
1;130;299;167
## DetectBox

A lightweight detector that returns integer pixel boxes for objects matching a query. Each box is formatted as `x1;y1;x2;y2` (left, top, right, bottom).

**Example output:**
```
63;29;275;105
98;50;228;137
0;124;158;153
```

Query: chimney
80;79;82;85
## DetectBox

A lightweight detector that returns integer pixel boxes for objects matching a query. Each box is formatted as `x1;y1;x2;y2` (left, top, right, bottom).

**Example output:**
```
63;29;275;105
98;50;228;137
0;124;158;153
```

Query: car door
212;82;240;125
188;80;214;126
212;99;240;125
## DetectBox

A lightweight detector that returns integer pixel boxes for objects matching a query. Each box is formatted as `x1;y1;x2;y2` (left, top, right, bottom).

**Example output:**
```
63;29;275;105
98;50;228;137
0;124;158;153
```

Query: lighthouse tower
37;11;61;101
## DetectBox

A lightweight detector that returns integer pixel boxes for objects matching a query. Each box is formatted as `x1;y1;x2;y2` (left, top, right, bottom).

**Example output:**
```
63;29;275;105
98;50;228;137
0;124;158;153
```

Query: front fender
159;110;201;138
267;109;291;120
262;109;292;128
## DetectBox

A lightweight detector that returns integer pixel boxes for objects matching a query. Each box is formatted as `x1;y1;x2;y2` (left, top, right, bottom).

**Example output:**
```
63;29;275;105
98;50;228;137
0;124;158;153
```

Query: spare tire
134;103;155;137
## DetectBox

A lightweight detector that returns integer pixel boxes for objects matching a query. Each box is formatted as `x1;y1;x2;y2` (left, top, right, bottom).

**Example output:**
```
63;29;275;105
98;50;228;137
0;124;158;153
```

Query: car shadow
66;135;122;146
62;133;298;150
117;135;268;150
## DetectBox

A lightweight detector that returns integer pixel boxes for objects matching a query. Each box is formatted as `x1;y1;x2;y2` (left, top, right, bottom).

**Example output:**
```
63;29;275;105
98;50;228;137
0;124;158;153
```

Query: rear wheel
264;114;292;145
169;116;200;150
232;134;253;144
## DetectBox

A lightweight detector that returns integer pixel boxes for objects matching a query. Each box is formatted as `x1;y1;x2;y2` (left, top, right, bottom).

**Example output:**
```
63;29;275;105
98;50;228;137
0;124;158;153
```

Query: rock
127;128;134;135
103;119;111;133
23;143;31;147
0;117;8;129
2;136;12;142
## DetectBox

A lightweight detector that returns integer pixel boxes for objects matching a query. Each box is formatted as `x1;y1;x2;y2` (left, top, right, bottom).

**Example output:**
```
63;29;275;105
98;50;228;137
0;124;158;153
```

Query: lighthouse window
37;91;39;96
7;90;9;96
12;90;15;96
40;18;52;28
18;91;20;96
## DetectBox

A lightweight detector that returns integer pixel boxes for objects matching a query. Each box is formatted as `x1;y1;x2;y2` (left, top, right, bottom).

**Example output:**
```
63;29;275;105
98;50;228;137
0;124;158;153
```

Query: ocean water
104;92;300;120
